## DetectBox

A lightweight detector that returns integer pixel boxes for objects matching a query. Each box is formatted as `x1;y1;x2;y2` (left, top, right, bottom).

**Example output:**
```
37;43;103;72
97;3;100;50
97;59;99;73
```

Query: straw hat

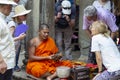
0;0;17;5
12;5;31;17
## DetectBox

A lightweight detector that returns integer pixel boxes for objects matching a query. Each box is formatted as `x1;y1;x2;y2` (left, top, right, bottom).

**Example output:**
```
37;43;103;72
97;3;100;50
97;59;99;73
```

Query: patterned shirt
83;8;118;32
0;12;15;69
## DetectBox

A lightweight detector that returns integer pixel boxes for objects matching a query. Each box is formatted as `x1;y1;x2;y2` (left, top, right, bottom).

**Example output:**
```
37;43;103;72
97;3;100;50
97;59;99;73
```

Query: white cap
0;0;17;5
61;0;71;15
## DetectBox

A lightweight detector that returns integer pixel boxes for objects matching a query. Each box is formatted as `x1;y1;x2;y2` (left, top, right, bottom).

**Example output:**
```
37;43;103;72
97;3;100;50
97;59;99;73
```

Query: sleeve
55;2;62;16
104;11;118;32
82;16;90;30
7;21;16;28
70;4;76;19
91;36;100;52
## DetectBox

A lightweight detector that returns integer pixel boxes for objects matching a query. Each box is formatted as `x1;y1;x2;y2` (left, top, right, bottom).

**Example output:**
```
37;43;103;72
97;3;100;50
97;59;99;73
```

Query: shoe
14;66;21;72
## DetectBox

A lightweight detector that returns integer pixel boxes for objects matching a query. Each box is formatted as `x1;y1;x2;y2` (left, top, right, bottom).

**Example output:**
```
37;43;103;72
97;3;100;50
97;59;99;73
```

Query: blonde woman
90;21;120;80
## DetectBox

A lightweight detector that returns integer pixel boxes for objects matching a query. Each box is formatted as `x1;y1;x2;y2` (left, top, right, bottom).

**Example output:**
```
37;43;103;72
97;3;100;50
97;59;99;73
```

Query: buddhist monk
26;23;73;80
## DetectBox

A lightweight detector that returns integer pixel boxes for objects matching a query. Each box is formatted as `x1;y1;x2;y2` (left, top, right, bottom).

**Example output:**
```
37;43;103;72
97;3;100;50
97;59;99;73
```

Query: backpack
56;17;69;29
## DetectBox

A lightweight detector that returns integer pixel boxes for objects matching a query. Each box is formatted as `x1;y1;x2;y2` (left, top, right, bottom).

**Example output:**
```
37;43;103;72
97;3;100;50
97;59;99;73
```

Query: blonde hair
90;21;109;37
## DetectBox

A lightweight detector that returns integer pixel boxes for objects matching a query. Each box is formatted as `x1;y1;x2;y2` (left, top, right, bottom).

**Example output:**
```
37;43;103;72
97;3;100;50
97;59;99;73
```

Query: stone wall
26;0;55;40
78;0;94;61
25;0;95;62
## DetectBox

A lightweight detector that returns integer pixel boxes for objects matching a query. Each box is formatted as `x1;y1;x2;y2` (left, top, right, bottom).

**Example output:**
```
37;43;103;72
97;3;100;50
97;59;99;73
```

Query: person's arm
85;29;92;39
65;14;75;28
8;22;26;41
14;33;26;41
69;19;75;28
92;51;102;80
55;12;75;29
82;15;92;38
69;4;76;28
0;28;7;74
28;38;52;61
95;51;102;73
0;54;7;74
114;9;120;16
111;32;117;39
55;12;62;23
104;10;118;39
9;26;26;41
55;4;62;23
9;26;15;36
91;36;102;73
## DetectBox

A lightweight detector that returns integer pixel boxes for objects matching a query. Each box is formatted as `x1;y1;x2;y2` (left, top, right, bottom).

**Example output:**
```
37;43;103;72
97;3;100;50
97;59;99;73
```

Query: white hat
12;5;31;17
0;0;17;5
61;0;71;15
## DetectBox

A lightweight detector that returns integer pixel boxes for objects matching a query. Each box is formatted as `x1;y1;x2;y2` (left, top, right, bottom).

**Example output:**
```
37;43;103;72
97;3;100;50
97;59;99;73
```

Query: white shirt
8;21;16;28
91;34;120;72
93;0;113;12
0;12;15;69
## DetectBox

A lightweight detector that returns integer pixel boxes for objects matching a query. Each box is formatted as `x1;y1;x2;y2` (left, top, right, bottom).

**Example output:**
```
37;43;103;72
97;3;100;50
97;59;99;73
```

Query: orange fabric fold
26;37;72;78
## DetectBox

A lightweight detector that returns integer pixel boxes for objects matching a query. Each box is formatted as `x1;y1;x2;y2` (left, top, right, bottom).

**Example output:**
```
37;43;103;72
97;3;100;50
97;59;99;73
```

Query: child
12;5;31;71
90;21;120;80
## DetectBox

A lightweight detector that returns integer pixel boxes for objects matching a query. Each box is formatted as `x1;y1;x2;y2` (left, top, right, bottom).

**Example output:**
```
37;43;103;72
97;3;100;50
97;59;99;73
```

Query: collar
0;12;6;19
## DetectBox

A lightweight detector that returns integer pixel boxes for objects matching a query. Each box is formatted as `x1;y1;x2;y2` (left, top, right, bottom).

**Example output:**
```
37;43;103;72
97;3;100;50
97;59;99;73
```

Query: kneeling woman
90;21;120;80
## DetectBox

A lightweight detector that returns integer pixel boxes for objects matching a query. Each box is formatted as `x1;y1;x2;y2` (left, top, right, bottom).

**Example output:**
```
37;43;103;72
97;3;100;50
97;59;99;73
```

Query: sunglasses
62;7;71;9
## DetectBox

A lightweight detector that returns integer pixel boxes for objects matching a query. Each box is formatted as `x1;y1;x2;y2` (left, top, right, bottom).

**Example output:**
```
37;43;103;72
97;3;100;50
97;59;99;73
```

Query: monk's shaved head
39;23;49;31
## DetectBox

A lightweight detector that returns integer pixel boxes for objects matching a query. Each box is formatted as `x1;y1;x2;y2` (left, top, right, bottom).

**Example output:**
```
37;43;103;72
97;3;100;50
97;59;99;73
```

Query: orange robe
26;37;72;78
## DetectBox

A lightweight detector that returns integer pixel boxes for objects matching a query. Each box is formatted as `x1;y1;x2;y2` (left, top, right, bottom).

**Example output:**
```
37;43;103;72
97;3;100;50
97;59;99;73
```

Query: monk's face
39;28;49;40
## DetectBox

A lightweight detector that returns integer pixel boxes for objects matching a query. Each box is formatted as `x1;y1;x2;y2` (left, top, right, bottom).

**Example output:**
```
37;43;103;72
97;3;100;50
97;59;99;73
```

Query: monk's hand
0;60;7;74
52;53;63;62
49;54;55;60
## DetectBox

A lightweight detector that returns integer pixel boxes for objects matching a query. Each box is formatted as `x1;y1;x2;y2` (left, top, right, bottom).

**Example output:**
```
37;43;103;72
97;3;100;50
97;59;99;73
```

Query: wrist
68;19;71;22
98;71;102;73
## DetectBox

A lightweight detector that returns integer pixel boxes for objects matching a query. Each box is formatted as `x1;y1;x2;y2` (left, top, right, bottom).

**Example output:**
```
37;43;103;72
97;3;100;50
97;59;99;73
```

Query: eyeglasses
62;7;71;9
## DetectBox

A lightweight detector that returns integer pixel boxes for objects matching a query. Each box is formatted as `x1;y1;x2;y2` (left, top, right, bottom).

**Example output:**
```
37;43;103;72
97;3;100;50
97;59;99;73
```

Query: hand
92;73;101;80
49;54;55;59
57;12;62;18
65;15;70;22
0;60;7;74
18;33;26;40
51;53;62;61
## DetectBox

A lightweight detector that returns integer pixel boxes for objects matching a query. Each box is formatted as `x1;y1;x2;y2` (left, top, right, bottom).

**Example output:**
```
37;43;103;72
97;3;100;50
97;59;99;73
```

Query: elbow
97;57;102;62
98;58;101;61
28;55;34;61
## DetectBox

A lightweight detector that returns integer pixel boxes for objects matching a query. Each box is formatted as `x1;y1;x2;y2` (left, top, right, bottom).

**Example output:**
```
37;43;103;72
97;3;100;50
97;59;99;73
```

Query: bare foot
46;72;57;80
47;76;52;80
